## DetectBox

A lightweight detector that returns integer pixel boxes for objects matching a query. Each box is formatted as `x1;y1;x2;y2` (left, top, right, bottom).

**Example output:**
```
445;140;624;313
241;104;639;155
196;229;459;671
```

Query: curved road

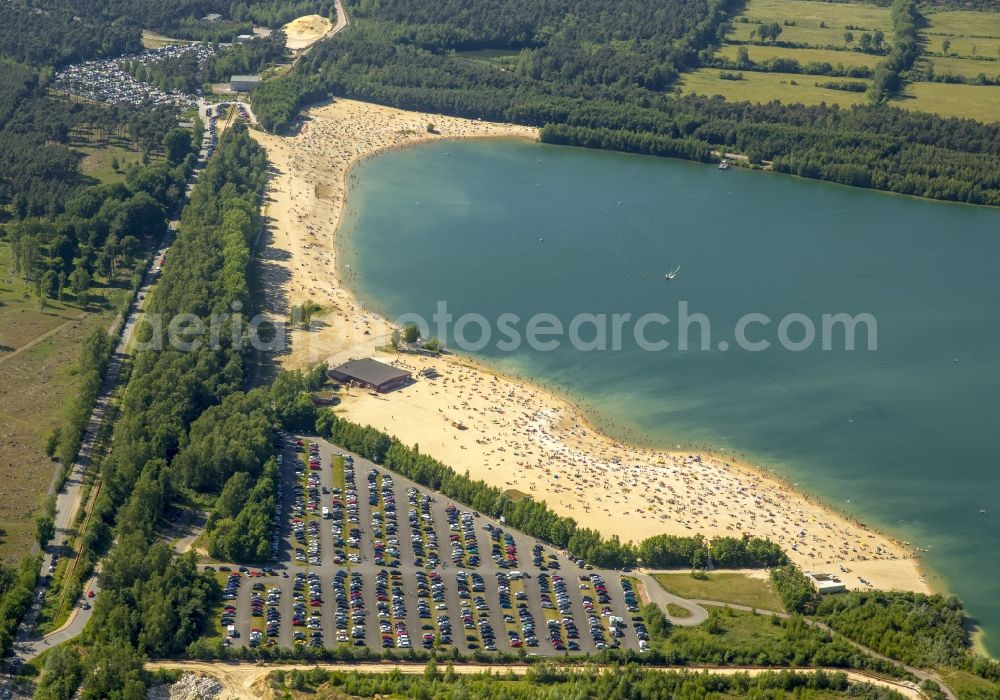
634;572;708;626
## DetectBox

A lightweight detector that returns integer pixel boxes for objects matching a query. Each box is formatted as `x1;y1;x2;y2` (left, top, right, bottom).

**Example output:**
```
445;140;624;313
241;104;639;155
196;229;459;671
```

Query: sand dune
250;99;930;594
283;14;334;50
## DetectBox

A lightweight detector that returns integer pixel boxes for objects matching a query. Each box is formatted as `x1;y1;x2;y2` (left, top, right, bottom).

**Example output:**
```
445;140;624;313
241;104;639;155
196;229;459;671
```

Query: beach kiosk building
805;572;846;594
329;358;412;393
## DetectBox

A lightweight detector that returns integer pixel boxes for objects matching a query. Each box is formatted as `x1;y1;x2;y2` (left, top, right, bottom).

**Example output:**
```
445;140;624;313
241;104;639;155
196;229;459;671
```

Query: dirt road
147;660;926;700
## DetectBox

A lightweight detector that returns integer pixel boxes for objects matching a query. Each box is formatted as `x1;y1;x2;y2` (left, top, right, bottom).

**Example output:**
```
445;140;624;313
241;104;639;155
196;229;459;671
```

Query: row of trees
713;46;875;79
314;410;787;570
55;328;115;468
34;125;272;699
0;556;40;658
277;665;888;699
252;18;1000;205
869;0;923;102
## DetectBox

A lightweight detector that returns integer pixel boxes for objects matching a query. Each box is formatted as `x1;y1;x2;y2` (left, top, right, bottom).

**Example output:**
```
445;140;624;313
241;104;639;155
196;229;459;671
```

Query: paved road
634;572;707;626
7;111;216;670
217;436;641;656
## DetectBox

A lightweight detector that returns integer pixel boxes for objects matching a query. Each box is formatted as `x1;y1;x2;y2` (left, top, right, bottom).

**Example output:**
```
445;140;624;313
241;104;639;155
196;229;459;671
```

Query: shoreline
251;98;930;595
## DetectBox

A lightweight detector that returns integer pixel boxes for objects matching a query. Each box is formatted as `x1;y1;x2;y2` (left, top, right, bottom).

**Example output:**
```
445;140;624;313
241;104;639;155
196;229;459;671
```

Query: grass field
897;81;1000;122
923;55;1000;81
693;0;1000;123
728;23;857;48
141;30;191;49
937;668;1000;699
680;67;871;107
925;34;1000;60
78;144;147;185
665;602;692;618
666;607;788;650
716;44;881;70
0;243;128;563
727;0;890;48
924;9;1000;59
653;572;785;612
735;0;891;31
924;10;1000;41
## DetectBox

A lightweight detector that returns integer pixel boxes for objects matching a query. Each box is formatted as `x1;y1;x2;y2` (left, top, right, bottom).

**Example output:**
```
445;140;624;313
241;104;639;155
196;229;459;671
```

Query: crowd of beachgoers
250;99;930;593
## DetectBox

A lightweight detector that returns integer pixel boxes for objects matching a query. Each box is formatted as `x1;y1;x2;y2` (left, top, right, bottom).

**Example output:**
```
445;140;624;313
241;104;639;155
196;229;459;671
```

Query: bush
770;564;820;614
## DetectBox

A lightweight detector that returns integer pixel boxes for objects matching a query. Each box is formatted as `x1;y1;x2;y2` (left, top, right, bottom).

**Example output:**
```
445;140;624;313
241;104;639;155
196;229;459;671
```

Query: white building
806;572;846;594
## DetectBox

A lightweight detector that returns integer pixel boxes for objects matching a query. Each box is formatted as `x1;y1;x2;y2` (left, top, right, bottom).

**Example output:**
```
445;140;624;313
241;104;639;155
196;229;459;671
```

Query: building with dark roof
230;75;261;92
329;358;412;393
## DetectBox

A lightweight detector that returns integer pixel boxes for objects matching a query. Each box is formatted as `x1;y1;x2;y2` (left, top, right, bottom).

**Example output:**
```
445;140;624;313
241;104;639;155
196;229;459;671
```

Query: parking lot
214;435;648;655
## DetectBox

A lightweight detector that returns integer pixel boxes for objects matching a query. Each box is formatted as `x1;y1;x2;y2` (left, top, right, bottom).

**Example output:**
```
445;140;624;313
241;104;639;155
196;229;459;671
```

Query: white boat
664;265;680;280
719;158;730;170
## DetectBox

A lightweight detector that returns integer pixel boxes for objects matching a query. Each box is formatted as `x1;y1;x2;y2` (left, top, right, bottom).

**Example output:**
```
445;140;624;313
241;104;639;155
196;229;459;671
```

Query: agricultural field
899;81;1000;122
684;0;1000;123
924;55;1000;81
923;10;1000;59
679;68;871;107
716;43;881;71
727;0;890;48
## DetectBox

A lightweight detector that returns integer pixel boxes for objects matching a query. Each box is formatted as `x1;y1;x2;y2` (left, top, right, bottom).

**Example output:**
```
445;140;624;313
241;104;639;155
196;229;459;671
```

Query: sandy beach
251;98;930;594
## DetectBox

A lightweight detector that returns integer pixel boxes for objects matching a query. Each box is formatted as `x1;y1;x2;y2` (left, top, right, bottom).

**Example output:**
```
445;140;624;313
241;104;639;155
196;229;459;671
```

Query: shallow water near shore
338;137;1000;656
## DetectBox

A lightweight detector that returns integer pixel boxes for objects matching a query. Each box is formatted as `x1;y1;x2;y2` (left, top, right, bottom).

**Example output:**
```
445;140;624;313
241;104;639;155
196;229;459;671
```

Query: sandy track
147;660;925;699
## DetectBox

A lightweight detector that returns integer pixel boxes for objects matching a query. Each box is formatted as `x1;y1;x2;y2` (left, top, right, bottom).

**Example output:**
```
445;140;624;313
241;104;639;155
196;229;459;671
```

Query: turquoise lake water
338;138;1000;655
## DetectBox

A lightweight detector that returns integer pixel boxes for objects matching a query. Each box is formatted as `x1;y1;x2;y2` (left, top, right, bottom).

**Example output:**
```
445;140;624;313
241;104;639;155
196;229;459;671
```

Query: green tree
163;127;193;164
36;514;54;546
70;265;91;300
41;269;59;299
736;45;750;67
941;39;951;55
120;235;141;264
844;31;854;44
402;322;420;343
759;22;782;43
35;644;85;700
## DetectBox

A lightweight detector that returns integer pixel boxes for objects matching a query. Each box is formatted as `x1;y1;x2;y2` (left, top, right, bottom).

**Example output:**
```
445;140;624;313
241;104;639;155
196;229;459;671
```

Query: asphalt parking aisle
215;434;645;657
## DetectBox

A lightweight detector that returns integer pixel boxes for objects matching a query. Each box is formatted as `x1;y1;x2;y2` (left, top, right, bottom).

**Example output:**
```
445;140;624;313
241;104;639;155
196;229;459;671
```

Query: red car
86;590;95;598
